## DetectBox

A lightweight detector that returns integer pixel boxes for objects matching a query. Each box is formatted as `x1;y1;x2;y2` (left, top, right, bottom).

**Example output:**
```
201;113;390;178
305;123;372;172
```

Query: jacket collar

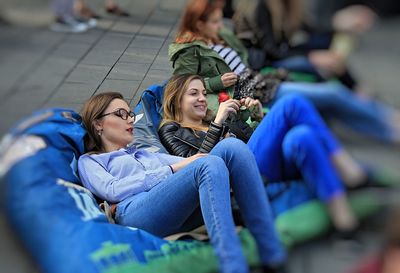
168;27;249;66
168;40;225;63
173;125;205;150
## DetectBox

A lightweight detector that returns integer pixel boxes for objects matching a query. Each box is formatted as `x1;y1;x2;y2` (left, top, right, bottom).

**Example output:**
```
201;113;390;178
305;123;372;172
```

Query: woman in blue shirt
78;92;286;273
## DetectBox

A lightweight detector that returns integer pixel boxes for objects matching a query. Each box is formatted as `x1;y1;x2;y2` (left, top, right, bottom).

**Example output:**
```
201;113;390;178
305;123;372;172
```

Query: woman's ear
195;21;204;33
93;119;103;131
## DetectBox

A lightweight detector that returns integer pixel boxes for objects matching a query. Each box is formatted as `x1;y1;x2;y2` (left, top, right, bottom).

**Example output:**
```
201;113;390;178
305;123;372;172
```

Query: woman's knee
194;156;231;189
278;93;315;114
217;137;243;147
214;138;248;153
279;92;307;104
196;155;228;175
282;125;316;153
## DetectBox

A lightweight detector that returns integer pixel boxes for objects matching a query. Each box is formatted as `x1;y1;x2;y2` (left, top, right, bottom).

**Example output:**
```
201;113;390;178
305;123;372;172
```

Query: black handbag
223;112;254;143
247;47;267;71
234;68;288;104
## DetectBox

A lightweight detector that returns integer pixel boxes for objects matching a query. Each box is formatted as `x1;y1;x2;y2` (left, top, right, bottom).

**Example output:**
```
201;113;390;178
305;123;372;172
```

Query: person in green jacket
168;0;400;145
169;27;247;111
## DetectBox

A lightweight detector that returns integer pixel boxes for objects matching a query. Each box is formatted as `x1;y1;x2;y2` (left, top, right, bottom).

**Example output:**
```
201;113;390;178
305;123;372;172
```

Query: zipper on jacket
195;47;202;73
173;135;201;150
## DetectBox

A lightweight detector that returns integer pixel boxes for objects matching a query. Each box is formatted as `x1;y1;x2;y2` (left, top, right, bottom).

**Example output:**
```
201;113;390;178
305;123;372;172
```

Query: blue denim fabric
52;0;74;17
273;55;319;75
115;138;286;273
248;94;345;202
275;81;395;142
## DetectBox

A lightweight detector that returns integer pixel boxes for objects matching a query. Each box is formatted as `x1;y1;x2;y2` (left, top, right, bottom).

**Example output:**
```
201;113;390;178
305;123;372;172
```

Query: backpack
132;82;169;153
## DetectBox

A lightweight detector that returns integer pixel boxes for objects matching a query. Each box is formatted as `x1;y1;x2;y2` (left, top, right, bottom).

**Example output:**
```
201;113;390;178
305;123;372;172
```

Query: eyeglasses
98;108;136;121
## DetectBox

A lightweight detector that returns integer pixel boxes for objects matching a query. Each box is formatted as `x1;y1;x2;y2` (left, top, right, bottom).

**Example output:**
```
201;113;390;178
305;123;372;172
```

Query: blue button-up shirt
78;145;184;203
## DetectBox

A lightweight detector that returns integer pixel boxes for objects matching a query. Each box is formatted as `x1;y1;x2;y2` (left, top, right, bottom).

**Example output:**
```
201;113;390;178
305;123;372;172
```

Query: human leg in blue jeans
272;55;357;89
275;81;400;144
115;138;285;273
248;94;363;232
273;56;321;76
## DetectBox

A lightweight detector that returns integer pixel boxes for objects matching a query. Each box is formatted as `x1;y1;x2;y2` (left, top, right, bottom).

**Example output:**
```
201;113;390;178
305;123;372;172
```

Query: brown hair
80;92;125;153
160;74;214;131
175;0;225;44
265;0;303;40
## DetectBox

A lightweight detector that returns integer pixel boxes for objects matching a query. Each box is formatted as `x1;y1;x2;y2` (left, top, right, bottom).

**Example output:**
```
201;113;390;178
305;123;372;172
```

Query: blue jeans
52;0;74;17
248;94;345;202
115;138;286;273
274;81;396;142
273;55;319;75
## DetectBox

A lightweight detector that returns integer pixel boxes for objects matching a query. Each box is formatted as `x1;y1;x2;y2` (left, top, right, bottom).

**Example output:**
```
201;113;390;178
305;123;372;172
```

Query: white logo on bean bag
0;135;47;177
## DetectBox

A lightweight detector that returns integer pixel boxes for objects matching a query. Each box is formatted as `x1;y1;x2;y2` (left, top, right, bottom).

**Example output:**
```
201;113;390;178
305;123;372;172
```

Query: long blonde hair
161;74;214;131
80;92;125;153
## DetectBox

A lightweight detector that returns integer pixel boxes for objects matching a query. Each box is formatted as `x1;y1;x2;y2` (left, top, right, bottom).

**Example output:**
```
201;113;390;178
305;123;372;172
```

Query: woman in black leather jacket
158;73;382;235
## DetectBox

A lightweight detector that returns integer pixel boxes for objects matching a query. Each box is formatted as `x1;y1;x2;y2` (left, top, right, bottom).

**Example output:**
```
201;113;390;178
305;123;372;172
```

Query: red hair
175;0;224;44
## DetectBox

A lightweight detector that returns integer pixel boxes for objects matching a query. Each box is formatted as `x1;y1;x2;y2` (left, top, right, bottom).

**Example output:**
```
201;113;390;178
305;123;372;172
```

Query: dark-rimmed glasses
98;108;136;121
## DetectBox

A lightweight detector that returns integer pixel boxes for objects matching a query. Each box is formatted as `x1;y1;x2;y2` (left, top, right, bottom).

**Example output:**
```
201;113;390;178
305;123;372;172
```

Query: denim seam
202;168;228;263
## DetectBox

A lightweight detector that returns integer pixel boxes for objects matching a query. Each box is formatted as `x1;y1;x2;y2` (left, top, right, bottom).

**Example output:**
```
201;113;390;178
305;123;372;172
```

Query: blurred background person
350;205;400;273
74;0;130;19
51;0;96;33
305;0;400;33
233;0;373;90
305;0;376;33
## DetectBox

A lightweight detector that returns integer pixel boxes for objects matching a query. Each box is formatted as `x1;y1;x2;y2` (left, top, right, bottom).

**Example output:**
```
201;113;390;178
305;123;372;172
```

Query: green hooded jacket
168;28;249;112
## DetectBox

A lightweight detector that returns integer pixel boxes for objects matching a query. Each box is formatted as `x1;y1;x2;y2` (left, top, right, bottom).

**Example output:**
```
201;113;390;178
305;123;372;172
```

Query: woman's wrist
213;115;223;125
208;122;224;140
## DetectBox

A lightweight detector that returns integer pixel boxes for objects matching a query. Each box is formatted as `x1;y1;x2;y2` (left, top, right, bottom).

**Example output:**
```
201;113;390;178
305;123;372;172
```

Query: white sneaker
75;17;97;29
50;15;89;33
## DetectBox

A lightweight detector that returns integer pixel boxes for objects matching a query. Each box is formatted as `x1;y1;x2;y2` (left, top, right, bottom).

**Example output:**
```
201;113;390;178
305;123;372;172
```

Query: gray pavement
1;0;400;273
0;0;182;136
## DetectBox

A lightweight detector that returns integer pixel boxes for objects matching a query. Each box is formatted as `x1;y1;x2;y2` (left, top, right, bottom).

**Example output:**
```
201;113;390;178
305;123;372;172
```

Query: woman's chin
125;136;134;145
194;108;207;116
195;113;207;120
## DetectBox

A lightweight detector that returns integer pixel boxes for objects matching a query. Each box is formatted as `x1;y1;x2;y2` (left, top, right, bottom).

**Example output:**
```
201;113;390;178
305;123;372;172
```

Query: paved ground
0;0;184;137
0;0;400;273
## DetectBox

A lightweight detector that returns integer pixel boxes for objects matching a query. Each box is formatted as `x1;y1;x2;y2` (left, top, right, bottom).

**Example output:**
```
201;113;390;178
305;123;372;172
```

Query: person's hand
170;154;207;172
333;5;377;34
214;99;241;124
221;72;238;88
240;97;264;120
309;50;346;76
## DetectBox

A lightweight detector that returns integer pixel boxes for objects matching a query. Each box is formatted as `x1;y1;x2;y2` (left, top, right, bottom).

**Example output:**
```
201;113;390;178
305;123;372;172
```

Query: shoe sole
50;24;88;33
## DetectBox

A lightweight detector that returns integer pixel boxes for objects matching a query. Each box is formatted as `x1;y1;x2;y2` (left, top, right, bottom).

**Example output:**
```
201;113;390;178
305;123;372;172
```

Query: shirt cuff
145;166;173;191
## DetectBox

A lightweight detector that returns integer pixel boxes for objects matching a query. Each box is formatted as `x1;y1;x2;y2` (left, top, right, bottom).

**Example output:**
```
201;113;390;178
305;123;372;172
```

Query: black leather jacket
158;121;227;157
